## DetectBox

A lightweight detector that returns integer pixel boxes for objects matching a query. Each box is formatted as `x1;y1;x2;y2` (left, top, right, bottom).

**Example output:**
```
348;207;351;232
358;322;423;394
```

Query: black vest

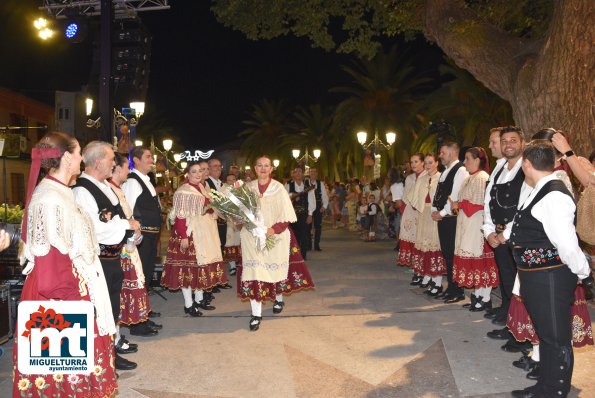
127;172;162;230
289;181;309;215
510;180;573;269
206;177;219;191
432;161;463;211
74;177;128;259
488;163;525;225
306;179;323;209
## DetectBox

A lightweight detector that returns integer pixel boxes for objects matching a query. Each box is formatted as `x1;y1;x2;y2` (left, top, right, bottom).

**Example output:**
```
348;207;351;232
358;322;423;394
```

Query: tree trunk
423;0;594;155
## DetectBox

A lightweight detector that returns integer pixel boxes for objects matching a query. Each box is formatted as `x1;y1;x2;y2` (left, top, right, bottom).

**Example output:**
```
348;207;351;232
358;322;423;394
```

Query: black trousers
290;211;309;259
309;208;323;249
137;232;159;288
493;244;517;314
519;266;577;397
100;257;124;322
437;216;462;296
217;221;226;248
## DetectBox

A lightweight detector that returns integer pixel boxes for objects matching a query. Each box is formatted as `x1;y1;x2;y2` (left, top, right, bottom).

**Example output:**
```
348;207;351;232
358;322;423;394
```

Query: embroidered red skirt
507;286;593;347
13;319;117;398
118;250;150;325
452;242;499;288
237;230;315;302
397;240;416;267
410;248;446;277
162;235;227;290
223;245;242;264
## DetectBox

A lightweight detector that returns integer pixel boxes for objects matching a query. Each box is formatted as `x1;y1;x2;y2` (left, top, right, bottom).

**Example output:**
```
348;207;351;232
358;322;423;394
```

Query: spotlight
63;18;87;43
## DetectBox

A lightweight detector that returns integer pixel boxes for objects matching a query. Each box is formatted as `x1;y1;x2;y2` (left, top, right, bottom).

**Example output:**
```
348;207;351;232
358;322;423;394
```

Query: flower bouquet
207;180;276;251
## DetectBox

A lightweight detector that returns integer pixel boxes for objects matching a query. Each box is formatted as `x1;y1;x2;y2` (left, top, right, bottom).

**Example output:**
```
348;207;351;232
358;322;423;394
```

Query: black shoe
129;322;159;337
148;311;161;318
463;294;478;309
470;299;492;312
419;279;431;289
219;283;233;289
444;295;465;304
211;286;221;293
526;363;540;380
204;292;215;301
194;300;216;311
512;354;538;371
492;316;507;326
115;338;138;355
146;319;163;330
511;385;540;398
501;341;527;353
249;315;262;331
184;305;203;317
428;285;443;297
484;310;498;319
115;354;137;370
410;276;422;286
487;328;510;340
272;301;285;314
119;335;138;350
230;268;237;276
423;281;435;294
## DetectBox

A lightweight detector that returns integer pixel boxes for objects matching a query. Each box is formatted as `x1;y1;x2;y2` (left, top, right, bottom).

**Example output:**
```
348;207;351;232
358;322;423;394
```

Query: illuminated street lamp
356;130;396;151
273;159;280;168
85;98;93;116
181;161;188;170
292;147;320;167
129;102;145;118
134;140;143;147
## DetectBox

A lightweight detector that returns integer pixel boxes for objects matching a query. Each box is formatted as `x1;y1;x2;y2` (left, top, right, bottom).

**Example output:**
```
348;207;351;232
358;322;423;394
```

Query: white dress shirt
122;169;157;212
432;160;469;217
482;157;532;239
73;173;130;245
308;179;329;210
390;182;404;202
516;173;590;279
208;176;222;191
285;181;316;216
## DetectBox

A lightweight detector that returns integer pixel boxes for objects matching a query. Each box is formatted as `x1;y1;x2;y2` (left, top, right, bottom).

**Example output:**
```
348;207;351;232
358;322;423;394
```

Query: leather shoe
148;311;161;318
220;282;233;289
434;291;449;300
249;315;262;331
526;363;540;380
184;305;203;317
484;311;498;319
119;335;137;350
487;328;510;340
115;339;138;355
115;354;137;370
273;300;285;314
501;340;530;353
512;354;538;371
146;319;163;330
444;295;465;304
492;316;506;326
130;323;159;337
211;286;221;293
194;300;216;311
511;386;539;398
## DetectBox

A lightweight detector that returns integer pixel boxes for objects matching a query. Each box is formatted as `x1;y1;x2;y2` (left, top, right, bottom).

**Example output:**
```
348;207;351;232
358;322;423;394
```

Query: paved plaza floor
1;227;593;397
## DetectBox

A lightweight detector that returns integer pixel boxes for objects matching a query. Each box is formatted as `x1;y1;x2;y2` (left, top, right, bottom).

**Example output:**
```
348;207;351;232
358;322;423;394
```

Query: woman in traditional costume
397;153;426;275
13;132;117;398
452;147;499;311
410;154;446;295
109;153;150;346
161;160;227;317
237;155;314;331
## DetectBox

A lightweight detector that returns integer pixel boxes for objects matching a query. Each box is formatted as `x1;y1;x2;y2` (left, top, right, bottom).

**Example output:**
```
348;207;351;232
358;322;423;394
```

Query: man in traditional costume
306;168;329;251
286;165;315;260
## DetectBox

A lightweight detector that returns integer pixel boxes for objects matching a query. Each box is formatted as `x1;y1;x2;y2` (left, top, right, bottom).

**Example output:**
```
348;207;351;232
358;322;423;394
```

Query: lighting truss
39;0;170;19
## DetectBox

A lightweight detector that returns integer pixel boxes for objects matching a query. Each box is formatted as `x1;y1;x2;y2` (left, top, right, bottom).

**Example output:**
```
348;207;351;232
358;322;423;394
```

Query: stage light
63;19;87;43
65;22;78;38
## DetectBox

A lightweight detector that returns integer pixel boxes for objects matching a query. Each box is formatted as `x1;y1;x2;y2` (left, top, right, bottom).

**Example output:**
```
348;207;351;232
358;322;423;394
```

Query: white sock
194;289;204;303
421;275;431;284
275;294;283;303
250;299;262;317
431;276;442;286
482;287;492;302
182;287;193;308
531;344;540;362
229;261;236;270
115;325;121;345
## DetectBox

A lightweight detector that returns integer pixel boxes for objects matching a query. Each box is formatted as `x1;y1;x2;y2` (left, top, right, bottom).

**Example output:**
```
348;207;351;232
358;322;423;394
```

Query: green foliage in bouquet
1;204;24;224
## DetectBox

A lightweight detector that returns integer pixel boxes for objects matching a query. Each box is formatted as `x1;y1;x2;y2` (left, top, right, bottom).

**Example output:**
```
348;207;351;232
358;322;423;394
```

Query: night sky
0;1;445;149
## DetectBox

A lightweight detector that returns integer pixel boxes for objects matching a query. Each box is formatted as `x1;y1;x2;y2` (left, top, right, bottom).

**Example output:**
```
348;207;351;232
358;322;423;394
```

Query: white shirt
285;181;316;215
73;173;130;245
308;179;329;210
390;182;404;202
432;160;469;217
122;169;157;212
515;173;590;279
208;176;222;191
483;157;532;239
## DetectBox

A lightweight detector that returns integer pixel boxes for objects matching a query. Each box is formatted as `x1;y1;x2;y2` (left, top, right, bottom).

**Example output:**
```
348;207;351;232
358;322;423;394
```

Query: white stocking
421;275;431;285
431;276;442;286
482;287;492;302
181;287;193;308
250;299;262;317
275;294;283;303
194;289;204;303
531;344;540;362
229;260;237;270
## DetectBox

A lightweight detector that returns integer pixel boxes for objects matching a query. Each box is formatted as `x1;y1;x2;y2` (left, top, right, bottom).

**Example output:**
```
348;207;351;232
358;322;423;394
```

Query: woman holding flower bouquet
238;156;315;331
161;160;228;317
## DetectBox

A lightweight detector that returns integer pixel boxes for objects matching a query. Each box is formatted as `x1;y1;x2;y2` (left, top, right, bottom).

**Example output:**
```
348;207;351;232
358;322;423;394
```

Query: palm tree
238;99;294;166
331;45;434;176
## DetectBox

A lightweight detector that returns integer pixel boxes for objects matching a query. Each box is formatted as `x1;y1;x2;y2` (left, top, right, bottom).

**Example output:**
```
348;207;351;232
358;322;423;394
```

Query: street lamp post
291;147;321;168
356;130;396;153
